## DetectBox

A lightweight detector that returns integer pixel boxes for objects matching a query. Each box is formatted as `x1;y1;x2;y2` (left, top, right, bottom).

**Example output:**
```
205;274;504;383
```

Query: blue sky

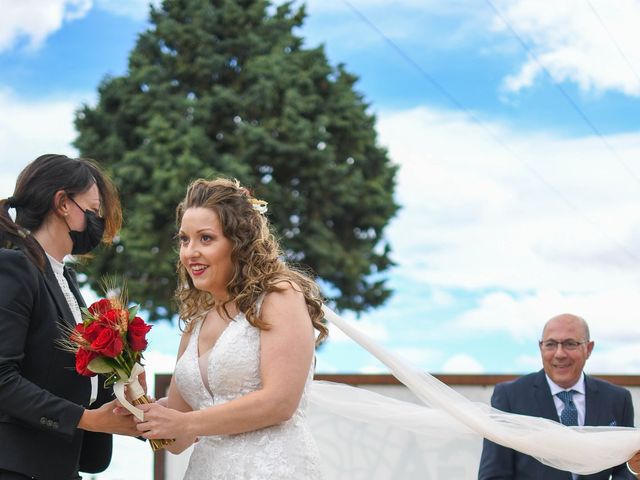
3;0;640;378
3;1;640;477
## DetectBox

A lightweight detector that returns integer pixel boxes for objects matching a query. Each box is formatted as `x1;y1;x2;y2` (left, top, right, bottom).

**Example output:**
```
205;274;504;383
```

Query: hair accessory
249;198;268;215
6;196;17;207
17;227;31;239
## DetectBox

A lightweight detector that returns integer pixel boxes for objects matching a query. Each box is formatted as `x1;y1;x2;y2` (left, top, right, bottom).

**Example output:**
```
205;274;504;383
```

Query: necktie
557;390;578;426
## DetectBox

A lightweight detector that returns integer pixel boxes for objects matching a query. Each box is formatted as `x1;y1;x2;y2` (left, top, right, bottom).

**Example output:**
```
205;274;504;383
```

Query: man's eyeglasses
539;340;587;351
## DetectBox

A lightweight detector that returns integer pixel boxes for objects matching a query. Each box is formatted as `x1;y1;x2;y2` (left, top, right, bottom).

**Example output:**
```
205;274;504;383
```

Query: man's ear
586;340;595;359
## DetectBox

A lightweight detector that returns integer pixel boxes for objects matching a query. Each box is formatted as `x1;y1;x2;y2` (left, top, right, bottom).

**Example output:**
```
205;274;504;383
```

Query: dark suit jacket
478;369;635;480
0;248;112;480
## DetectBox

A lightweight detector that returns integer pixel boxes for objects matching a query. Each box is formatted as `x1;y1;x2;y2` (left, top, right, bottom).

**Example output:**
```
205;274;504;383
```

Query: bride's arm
136;283;315;440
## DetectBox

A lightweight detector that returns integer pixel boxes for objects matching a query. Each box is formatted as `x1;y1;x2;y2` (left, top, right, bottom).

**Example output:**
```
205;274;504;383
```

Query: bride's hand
113;396;168;416
627;451;640;477
134;402;185;439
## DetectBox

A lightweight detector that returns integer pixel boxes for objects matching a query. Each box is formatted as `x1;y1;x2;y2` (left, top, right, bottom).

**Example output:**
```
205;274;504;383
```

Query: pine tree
74;0;398;319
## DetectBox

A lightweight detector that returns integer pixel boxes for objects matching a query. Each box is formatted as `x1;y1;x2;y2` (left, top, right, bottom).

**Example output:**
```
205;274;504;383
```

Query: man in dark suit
478;313;635;480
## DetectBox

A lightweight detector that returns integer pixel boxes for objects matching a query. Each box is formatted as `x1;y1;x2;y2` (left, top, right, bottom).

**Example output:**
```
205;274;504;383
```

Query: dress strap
255;293;267;315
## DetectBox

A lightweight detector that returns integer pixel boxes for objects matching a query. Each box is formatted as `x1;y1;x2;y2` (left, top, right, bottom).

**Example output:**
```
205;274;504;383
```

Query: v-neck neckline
196;310;242;358
194;311;242;397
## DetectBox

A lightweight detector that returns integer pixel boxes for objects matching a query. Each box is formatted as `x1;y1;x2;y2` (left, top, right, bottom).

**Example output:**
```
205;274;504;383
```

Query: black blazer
0;248;112;480
478;369;635;480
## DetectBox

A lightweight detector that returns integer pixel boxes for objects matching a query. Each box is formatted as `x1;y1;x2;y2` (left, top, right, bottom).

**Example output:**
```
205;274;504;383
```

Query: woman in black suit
0;154;139;480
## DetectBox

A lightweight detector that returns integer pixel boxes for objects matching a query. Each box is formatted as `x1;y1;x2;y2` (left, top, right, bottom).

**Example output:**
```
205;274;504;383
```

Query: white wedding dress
174;311;324;480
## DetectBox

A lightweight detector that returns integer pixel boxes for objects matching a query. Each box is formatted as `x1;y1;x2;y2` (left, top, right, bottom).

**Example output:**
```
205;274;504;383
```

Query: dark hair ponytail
0;154;122;270
0;197;41;266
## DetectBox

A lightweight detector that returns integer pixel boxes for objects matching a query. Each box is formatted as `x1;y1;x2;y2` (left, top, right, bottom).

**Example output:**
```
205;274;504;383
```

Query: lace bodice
174;311;324;479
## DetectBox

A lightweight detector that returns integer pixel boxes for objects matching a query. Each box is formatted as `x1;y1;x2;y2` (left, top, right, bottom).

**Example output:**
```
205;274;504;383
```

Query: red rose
91;328;123;358
88;298;113;318
98;309;122;327
70;322;101;344
127;316;152;352
75;348;97;376
82;322;104;343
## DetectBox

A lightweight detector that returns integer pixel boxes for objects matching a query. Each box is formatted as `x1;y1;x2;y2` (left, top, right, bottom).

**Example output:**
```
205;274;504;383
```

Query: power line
585;0;640;86
341;1;468;115
485;0;640;188
341;0;640;264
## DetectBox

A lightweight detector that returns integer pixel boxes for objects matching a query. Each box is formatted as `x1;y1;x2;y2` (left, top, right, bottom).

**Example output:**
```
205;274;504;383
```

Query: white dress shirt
546;372;586;480
47;253;98;405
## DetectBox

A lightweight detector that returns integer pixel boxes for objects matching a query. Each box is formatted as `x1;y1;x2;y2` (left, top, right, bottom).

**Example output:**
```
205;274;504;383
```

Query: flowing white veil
308;306;640;478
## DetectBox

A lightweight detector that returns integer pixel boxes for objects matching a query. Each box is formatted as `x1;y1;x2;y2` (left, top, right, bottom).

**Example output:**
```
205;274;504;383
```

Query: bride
134;177;326;479
134;177;640;479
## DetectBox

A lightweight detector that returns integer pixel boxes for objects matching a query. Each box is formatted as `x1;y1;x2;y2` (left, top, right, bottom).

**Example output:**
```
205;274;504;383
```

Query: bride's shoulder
262;280;305;305
260;281;308;324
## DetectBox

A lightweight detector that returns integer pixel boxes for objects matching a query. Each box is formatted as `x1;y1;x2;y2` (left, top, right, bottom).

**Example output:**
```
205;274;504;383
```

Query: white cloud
493;0;640;96
455;288;640;344
377;106;640;294
588;343;640;373
392;347;442;366
302;0;640;97
0;0;157;54
0;87;89;197
429;288;456;308
325;314;390;344
515;354;540;371
360;363;389;374
0;0;92;52
442;354;484;373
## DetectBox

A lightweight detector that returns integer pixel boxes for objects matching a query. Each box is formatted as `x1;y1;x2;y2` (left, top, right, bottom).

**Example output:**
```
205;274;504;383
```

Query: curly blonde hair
175;178;327;345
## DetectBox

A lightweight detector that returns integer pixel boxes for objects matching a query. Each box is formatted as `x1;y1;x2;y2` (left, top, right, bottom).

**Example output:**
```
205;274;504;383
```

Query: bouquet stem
132;395;174;451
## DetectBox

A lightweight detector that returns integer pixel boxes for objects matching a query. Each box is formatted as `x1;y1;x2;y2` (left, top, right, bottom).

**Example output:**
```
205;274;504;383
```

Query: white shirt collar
545;372;586;396
45;252;64;276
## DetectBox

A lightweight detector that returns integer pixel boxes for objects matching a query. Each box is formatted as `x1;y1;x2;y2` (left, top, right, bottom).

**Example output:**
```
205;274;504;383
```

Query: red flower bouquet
64;290;172;450
71;297;150;379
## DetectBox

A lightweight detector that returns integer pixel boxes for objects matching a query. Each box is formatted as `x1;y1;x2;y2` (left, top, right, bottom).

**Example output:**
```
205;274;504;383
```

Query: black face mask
68;197;105;255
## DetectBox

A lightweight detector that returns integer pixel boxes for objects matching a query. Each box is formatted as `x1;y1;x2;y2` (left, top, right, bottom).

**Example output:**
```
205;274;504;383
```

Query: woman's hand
628;451;640;477
79;399;140;436
135;402;189;440
113;396;166;417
